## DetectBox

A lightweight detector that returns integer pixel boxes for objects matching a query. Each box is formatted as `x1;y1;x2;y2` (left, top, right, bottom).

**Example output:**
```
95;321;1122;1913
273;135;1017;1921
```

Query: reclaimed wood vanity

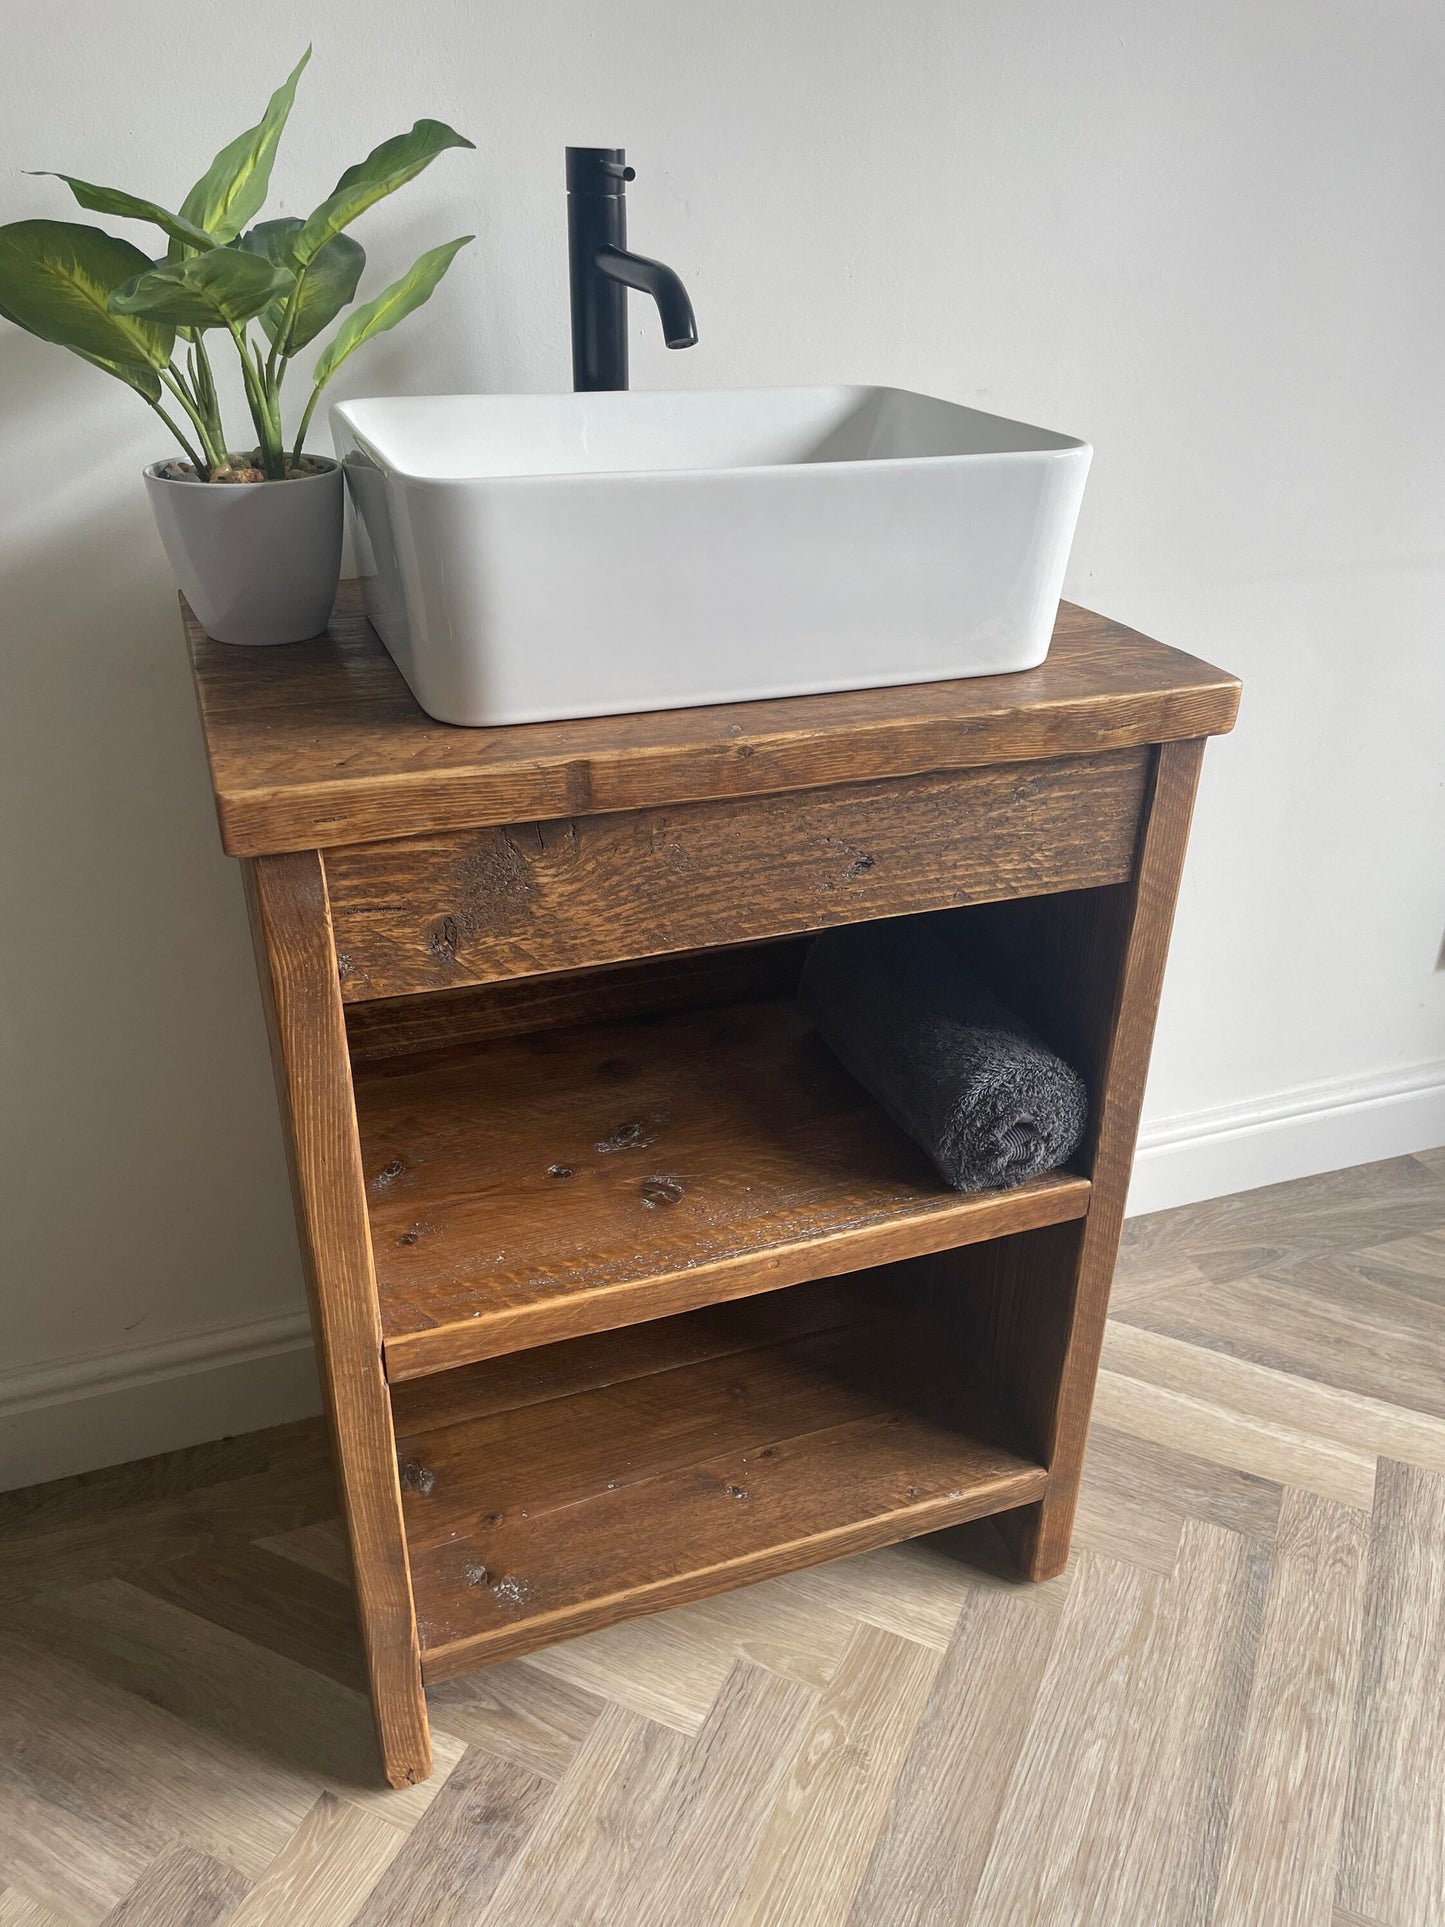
184;584;1239;1786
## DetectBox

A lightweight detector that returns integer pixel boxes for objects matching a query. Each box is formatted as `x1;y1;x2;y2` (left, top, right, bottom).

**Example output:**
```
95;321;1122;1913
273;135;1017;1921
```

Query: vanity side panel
244;851;431;1786
935;738;1207;1578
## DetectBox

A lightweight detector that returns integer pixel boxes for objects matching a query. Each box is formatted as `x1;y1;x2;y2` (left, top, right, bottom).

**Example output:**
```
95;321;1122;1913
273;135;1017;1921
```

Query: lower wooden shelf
391;1277;1047;1680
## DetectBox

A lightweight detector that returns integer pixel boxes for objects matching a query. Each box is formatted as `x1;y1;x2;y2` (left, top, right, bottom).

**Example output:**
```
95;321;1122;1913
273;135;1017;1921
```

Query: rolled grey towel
798;918;1087;1193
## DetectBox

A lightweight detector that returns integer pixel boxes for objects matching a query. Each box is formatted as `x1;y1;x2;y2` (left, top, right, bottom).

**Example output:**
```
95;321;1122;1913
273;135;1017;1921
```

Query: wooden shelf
353;996;1091;1379
390;1281;1048;1680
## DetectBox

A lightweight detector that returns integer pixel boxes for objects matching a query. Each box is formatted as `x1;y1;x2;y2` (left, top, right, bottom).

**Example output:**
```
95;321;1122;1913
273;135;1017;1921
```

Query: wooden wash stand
185;585;1240;1786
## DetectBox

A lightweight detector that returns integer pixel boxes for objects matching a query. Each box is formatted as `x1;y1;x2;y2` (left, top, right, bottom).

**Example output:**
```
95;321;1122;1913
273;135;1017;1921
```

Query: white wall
3;0;1442;1487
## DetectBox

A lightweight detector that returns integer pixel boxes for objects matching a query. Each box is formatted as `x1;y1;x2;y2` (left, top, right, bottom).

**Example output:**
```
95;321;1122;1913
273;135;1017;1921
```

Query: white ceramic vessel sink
332;386;1091;727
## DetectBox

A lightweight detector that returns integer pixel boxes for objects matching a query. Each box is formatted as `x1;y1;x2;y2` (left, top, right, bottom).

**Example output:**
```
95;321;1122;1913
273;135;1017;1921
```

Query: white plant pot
143;458;344;645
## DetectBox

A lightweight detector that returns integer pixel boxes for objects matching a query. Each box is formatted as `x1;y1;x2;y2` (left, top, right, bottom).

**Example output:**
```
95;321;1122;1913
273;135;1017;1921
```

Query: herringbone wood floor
2;1149;1442;1926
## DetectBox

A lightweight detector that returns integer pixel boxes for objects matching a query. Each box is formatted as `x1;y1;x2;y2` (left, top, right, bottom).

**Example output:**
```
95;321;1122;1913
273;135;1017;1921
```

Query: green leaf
30;175;214;251
0;219;173;370
110;245;291;330
177;47;310;244
312;234;471;388
294;120;473;266
70;346;163;400
241;216;365;350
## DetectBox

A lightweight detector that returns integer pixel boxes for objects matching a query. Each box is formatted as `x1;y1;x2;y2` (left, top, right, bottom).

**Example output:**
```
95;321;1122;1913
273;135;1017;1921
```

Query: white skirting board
0;1311;320;1494
4;1062;1443;1494
1126;1058;1445;1217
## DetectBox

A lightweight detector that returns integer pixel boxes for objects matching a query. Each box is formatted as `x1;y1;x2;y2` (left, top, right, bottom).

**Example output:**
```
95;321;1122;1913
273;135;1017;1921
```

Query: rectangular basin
332;386;1091;728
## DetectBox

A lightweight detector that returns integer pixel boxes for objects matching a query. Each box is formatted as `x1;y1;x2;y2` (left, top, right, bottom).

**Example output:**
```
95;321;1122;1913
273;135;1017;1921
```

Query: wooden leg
1014;739;1206;1576
931;740;1206;1581
246;852;431;1786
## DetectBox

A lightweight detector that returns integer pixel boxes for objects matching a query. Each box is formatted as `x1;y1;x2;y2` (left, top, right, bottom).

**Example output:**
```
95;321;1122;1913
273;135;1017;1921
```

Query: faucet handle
566;146;636;194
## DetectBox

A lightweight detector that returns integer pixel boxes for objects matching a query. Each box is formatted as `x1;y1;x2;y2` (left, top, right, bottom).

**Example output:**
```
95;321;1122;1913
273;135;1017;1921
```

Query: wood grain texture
0;1429;277;1534
0;1620;305;1906
397;1316;947;1562
1000;738;1207;1579
723;1624;942;1926
1072;1420;1281;1576
1085;1520;1265;1925
324;750;1148;1000
245;853;429;1789
499;1537;864;1736
973;1521;1266;1925
966;1552;1161;1924
621;1662;820;1927
1213;1489;1368;1927
1123;1250;1445;1421
0;1449;338;1610
0;1893;72;1927
518;1610;752;1736
0;1148;1440;1926
221;1795;404;1927
401;1299;1048;1676
846;1577;1064;1926
354;995;1089;1378
129;1540;366;1691
209;594;1238;1794
475;1705;691;1925
95;1849;249;1927
637;1573;857;1700
1338;1459;1445;1926
347;1746;552;1927
779;1517;1036;1652
185;585;1241;857
260;1516;353;1585
1091;1365;1379;1510
424;1659;603;1782
1103;1319;1445;1476
15;1576;456;1829
1120;1151;1443;1288
344;938;809;1061
387;1273;887;1439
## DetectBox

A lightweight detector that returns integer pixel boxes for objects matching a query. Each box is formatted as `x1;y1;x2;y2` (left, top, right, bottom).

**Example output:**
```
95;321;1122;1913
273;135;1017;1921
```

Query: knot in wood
397;1456;436;1498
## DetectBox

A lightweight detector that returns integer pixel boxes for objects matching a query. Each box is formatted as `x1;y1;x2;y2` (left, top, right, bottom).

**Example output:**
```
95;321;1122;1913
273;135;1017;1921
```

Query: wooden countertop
185;582;1240;857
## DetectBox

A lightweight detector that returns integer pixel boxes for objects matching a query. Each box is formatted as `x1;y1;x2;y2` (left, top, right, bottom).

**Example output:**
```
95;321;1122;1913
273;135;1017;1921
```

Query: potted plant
0;49;472;644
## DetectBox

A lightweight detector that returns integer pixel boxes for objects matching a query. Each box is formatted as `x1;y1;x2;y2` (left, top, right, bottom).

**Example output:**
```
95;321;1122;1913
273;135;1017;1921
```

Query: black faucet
567;147;698;391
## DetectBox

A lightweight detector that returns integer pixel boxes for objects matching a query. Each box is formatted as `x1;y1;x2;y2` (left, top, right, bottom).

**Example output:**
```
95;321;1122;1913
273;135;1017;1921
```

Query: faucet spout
593;246;698;351
566;146;698;390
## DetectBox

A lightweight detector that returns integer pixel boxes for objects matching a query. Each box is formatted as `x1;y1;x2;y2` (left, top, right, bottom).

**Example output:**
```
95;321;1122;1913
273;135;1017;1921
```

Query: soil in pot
154;454;335;485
